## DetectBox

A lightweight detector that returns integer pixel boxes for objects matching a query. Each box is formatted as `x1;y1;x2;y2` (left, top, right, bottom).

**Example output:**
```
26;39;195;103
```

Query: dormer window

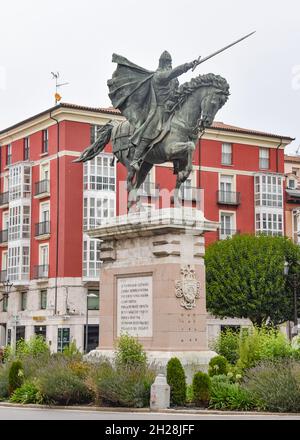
287;178;297;189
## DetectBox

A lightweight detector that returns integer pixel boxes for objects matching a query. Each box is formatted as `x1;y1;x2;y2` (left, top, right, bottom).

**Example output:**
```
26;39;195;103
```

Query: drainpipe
50;110;60;315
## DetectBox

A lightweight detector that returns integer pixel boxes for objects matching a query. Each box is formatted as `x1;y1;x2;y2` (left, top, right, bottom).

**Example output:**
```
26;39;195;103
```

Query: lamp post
284;261;299;337
85;292;98;354
0;279;13;346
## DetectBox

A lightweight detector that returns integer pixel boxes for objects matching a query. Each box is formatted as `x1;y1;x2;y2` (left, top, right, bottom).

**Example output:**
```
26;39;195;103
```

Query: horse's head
199;88;229;130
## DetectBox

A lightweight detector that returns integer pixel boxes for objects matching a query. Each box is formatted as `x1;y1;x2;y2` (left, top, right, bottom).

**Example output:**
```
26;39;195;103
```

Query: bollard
150;374;170;410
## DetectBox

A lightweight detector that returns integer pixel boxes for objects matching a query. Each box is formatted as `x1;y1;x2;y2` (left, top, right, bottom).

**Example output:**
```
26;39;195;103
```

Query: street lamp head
2;279;13;296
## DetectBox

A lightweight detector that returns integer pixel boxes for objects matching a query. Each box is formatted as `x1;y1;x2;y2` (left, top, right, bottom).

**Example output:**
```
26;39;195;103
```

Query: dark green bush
166;357;186;406
243;359;300;412
208;355;229;377
212;329;240;364
209;378;258;411
8;360;24;395
192;372;211;406
10;381;43;404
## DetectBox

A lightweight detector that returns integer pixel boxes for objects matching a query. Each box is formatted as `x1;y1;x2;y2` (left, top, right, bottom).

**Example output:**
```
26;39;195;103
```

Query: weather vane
51;72;69;104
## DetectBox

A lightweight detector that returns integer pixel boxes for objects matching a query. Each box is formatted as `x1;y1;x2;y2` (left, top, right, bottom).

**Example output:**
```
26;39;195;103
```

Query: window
9;205;30;241
8;245;30;281
42;129;48;153
83;238;101;279
6;144;12;166
20;292;27;311
57;328;70;352
24;137;30;161
34;326;46;340
221;143;232;165
84;325;99;353
219;175;234;203
40;290;47;310
40;163;49;181
39;245;49;272
83;154;116;192
259;148;269;170
40;202;50;223
287;178;296;189
16;326;25;342
83;196;115;231
220;212;234;239
90;125;102;144
255;212;283;236
2;250;7;271
87;290;99;310
179;178;193;200
255;175;283;208
9;164;31;201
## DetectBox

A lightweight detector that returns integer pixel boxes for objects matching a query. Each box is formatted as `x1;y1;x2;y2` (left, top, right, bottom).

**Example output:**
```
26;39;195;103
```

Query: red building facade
0;103;293;350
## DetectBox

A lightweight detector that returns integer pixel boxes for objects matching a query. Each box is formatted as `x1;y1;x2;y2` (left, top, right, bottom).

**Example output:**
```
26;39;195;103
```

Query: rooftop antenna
51;72;69;104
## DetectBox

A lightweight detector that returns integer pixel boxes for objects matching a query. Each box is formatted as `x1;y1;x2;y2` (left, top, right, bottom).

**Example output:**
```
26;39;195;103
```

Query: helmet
159;50;172;69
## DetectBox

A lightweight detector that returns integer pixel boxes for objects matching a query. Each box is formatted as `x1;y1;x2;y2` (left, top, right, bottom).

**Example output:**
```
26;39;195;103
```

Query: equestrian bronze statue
75;33;255;209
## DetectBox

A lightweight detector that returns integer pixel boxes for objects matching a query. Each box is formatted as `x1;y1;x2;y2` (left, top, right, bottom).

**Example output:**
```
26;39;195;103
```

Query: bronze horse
75;74;229;209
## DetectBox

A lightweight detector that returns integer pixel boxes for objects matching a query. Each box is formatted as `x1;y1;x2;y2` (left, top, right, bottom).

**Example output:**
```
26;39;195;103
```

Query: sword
192;31;256;71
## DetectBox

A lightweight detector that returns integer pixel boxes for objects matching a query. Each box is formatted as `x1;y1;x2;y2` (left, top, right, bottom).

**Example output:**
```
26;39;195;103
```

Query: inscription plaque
117;276;153;337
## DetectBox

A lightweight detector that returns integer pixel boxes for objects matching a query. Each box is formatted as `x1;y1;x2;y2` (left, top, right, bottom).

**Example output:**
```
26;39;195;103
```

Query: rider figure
129;51;200;172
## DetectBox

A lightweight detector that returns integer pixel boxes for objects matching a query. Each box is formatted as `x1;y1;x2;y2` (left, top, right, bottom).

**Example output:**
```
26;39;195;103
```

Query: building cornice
0;103;293;149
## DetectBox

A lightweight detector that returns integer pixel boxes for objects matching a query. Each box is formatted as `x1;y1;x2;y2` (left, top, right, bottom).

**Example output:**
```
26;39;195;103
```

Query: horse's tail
73;122;114;163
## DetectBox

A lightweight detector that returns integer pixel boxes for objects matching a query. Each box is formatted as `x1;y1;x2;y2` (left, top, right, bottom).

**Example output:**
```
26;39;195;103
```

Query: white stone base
85;349;217;384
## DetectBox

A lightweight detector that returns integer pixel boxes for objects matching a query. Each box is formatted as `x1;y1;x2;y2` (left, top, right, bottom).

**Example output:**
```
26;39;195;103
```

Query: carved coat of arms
175;265;200;310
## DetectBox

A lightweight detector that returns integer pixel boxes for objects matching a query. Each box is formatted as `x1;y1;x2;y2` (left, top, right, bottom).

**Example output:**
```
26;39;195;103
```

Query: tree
205;234;300;327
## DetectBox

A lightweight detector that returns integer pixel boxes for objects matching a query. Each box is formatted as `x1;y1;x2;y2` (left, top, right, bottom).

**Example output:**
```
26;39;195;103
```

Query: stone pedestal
88;208;218;380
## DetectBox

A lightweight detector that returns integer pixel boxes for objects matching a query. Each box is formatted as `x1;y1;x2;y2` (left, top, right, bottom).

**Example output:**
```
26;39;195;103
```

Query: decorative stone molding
175;265;200;310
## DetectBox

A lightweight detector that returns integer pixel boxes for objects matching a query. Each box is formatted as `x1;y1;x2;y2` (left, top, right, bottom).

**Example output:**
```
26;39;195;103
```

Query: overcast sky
1;0;300;153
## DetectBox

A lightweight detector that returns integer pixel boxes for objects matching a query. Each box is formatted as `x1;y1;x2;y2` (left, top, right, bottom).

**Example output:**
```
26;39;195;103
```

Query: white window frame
255;174;283;209
3;174;9;192
255;211;283;236
82;237;101;280
259;148;269;170
2;250;7;271
219;211;236;240
287;176;297;190
221;143;232;166
40;162;50;182
2;211;9;231
39;243;49;267
39;201;50;223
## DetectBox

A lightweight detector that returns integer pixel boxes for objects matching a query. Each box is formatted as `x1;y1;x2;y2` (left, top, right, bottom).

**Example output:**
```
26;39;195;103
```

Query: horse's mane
172;73;230;108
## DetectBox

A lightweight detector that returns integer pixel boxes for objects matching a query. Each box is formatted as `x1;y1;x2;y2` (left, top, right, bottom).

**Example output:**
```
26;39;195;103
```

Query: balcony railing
0;270;7;282
137;183;160;197
33;265;49;279
35;180;50;196
0;192;9;206
0;230;8;244
217;191;241;205
35;221;50;237
219;229;240;240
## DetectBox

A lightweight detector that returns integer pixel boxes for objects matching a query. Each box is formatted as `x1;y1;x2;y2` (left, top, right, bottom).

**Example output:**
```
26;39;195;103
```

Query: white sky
0;0;300;153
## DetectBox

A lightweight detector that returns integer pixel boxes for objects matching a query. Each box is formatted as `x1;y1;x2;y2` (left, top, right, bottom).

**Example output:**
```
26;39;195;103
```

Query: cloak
107;54;159;145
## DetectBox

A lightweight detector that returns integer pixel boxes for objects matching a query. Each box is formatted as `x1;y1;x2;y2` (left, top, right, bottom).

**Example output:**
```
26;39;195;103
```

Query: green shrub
209;379;258;411
8;360;24;395
0;365;9;400
63;341;82;360
115;334;147;369
237;327;293;371
166;358;186;406
16;336;50;359
243;360;300;412
10;381;43;404
95;364;156;408
212;329;240;365
39;369;92;405
186;384;193;404
208;356;229;377
192;372;211;406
